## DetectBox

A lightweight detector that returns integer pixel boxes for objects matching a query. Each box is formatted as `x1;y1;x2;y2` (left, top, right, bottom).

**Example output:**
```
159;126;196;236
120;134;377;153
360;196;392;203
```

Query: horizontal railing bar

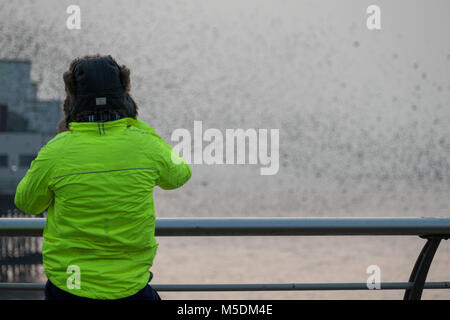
0;282;449;291
1;217;450;237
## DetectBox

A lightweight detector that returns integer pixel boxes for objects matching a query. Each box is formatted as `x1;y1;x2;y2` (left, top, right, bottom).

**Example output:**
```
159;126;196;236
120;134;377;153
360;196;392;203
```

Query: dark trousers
44;274;161;301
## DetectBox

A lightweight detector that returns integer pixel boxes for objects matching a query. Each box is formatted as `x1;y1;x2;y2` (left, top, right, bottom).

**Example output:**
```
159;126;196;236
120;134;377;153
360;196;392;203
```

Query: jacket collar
69;117;137;133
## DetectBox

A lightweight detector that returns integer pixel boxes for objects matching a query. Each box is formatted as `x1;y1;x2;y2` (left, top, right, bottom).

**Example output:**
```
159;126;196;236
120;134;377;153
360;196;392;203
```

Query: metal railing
0;217;449;300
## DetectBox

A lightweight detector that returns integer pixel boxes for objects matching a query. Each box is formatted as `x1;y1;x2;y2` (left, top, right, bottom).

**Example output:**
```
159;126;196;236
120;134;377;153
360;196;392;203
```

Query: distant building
0;60;62;200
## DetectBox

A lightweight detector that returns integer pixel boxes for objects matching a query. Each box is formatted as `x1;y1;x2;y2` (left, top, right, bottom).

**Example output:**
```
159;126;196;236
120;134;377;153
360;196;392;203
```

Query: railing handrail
1;281;449;292
1;217;450;237
0;217;449;300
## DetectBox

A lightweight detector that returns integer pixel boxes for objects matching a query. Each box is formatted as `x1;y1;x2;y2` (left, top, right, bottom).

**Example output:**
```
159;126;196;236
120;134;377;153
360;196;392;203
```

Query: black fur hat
63;54;138;124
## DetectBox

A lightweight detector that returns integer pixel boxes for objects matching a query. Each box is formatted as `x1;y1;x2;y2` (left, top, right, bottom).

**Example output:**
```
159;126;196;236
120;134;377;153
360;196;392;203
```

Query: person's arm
154;137;192;190
135;119;191;189
14;146;54;215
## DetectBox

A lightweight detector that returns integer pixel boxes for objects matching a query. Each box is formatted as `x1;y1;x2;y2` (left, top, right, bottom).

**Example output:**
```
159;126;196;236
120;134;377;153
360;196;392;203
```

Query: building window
19;154;36;168
0;155;7;167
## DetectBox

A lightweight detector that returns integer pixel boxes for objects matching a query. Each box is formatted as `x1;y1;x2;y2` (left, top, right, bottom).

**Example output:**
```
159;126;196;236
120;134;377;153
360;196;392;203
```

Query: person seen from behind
14;54;191;300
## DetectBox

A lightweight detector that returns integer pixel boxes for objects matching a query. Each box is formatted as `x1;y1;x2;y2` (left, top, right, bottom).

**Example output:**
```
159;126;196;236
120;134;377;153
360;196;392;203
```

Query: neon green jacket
14;118;191;299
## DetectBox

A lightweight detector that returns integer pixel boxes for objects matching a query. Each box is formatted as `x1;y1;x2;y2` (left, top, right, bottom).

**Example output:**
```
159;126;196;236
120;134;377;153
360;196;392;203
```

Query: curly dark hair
62;54;138;127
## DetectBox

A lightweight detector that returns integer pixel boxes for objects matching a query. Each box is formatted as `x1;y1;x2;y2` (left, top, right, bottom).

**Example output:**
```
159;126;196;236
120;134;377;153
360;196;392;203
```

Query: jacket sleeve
14;145;54;215
154;137;192;190
135;119;191;190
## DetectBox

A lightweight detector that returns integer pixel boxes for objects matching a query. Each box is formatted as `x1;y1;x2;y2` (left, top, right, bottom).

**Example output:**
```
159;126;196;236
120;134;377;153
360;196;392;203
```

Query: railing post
403;235;448;300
